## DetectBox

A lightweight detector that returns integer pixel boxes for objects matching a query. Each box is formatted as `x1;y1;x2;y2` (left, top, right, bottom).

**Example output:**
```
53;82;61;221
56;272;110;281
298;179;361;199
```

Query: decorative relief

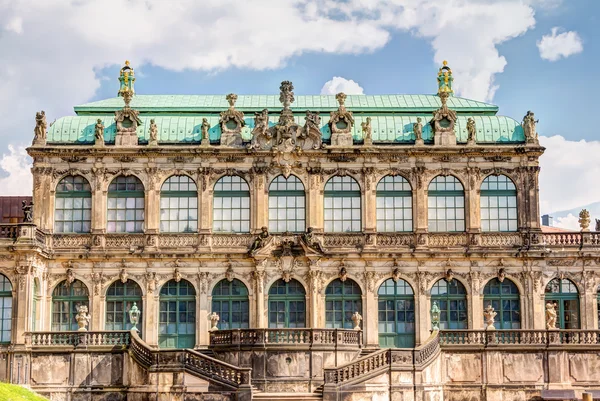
219;93;245;147
329;92;354;146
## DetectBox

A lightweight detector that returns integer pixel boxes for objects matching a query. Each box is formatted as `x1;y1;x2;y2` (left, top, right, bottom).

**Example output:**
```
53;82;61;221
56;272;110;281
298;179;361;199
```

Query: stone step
253;392;322;401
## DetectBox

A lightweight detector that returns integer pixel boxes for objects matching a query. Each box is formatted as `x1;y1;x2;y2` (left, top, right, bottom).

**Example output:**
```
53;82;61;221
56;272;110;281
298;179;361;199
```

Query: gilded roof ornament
118;60;135;98
437;60;453;96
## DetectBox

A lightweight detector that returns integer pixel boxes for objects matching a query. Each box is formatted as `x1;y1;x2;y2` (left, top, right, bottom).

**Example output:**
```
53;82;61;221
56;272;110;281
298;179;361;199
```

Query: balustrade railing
26;331;130;348
209;328;362;349
130;330;154;368
440;329;600;347
324;331;440;387
185;348;251;387
0;224;18;239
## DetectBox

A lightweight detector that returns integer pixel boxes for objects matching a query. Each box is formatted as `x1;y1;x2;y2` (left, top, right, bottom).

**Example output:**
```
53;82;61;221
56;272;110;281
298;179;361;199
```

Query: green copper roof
47;114;523;144
74;94;498;114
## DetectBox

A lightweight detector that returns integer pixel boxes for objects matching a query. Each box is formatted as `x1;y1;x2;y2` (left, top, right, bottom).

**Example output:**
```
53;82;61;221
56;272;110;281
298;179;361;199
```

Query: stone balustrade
209;328;362;350
439;329;600;347
25;330;130;348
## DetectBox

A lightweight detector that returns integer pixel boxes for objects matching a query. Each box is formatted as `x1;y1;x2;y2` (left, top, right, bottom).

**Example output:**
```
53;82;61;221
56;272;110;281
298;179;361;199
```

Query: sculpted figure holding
522;111;539;143
76;305;91;331
249;226;270;254
300;226;325;253
413;117;423;145
466;117;476;144
34;111;47;143
149;119;158;146
545;302;557;329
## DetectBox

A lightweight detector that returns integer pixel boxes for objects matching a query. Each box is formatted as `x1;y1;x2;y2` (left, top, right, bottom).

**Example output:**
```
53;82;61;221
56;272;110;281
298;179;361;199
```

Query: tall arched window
376;175;413;232
55;175;92;233
105;280;143;331
480;175;517;232
545;278;579;329
378;278;415;347
325;279;362;329
268;175;306;233
324;176;361;232
483;278;520;329
428;176;465;232
107;176;145;233
52;280;89;331
213;176;250;233
212;279;250;330
268;279;306;328
431;279;467;329
159;279;196;348
160;176;198;233
0;275;12;343
597;286;600;329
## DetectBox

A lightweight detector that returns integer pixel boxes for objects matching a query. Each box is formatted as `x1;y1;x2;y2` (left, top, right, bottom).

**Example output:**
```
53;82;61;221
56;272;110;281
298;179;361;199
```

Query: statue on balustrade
76;305;91;332
300;227;325;254
545;302;557;330
249;226;270;254
22;200;34;223
94;119;105;147
483;304;496;330
596;219;600;232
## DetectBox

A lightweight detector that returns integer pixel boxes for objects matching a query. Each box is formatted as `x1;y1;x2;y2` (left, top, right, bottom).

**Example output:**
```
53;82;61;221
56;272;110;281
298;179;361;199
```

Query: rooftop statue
522;110;539;144
361;117;372;146
467;117;476;145
201;118;211;146
33;111;47;145
413;117;424;146
118;60;135;97
250;109;272;150
94;119;105;147
148;119;158;146
437;60;453;95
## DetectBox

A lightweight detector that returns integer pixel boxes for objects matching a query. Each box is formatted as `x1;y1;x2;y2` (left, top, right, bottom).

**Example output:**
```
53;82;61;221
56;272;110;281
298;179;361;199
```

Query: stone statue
522;111;538;144
209;312;220;331
249;226;270;254
339;266;348;282
128;302;141;331
329;92;354;146
413;117;424;145
76;304;91;332
249;109;271;149
33;111;47;144
483;304;497;330
66;268;75;285
545;302;557;329
201;118;211;146
22;201;33;223
351;311;362;330
299;110;322;150
219;93;245;147
497;268;506;283
94;119;105;147
445;269;454;282
300;227;325;253
431;301;441;331
596;219;600;232
466;117;476;145
361;117;372;146
148;119;158;146
173;268;182;283
579;209;591;231
119;268;128;284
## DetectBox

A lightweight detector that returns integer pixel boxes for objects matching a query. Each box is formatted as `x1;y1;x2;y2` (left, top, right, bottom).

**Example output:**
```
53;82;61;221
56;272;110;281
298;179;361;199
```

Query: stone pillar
253;269;266;328
143;291;159;348
254;174;268;232
197;273;210;347
414;180;428;242
200;175;212;233
363;169;377;233
91;291;103;331
472;287;484;330
416;292;430;346
525;166;542;230
32;170;53;230
466;182;480;233
13;270;32;345
307;173;324;232
307;269;321;329
364;286;378;348
145;188;159;233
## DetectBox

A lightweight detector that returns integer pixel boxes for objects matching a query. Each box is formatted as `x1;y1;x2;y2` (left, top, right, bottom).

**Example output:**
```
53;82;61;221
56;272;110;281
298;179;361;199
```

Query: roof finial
279;81;295;110
437;61;453;96
118;60;135;101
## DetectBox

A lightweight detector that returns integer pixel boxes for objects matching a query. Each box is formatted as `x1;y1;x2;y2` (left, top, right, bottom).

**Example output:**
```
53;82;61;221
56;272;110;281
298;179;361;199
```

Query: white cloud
553;214;579;231
320;77;364;95
537;27;583;61
0;146;32;195
4;16;22;34
539;135;600;214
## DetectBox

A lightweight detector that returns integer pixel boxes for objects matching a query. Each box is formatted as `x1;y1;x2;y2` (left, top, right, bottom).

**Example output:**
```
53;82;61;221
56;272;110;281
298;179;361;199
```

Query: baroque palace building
1;61;600;401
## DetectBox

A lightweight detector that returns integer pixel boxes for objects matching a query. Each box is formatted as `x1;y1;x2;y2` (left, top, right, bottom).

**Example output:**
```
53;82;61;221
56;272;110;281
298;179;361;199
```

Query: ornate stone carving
351;312;362;330
198;272;209;294
94;119;105;147
361;117;372;146
497;268;506;283
363;271;377;292
306;270;322;294
545;301;557;329
249;109;272;149
483;304;496;330
22;201;34;223
148;119;158;146
225;263;235;282
249;227;271;255
339;264;348;282
209;312;220;331
329;92;354;146
432;91;457;146
579;209;591;231
252;270;265;293
445;269;454;282
114;100;142;147
66;268;75;285
33;111;47;145
76;305;91;331
299;110;323;150
466;117;476;146
119;268;128;284
522;110;539;144
201;118;211;146
219;93;245;147
299;227;325;254
145;272;158;294
413;117;424;146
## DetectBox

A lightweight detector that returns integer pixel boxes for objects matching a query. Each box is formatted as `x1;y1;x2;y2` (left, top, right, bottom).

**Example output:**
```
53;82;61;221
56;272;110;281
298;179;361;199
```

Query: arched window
55;176;92;233
268;279;306;328
52;280;89;331
159;280;196;348
325;279;362;329
431;279;467;329
324;176;361;232
160;176;198;233
268;175;305;233
378;278;415;347
483;278;520;329
107;176;145;233
597;286;600;329
376;176;413;232
213;176;250;233
480;175;517;232
212;279;250;330
545;278;580;329
427;176;465;232
0;275;12;343
105;280;143;331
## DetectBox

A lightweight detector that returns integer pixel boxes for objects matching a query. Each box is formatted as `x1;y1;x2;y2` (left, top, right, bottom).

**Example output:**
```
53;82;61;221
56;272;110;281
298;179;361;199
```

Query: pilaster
307;173;324;231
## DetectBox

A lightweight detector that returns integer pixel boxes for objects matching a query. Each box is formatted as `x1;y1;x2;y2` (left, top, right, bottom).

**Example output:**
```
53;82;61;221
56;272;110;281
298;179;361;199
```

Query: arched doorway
325;279;362;329
52;280;89;331
212;279;250;330
483;278;520;329
430;279;468;329
545;278;579;329
268;279;306;328
105;280;143;331
377;278;415;347
159;279;196;348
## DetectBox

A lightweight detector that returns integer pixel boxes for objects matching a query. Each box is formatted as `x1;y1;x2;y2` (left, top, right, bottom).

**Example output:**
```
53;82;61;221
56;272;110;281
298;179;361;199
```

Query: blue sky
0;0;597;228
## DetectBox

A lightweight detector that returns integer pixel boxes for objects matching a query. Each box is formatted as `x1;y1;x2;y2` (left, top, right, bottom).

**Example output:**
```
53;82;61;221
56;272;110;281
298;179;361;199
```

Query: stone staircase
252;392;323;400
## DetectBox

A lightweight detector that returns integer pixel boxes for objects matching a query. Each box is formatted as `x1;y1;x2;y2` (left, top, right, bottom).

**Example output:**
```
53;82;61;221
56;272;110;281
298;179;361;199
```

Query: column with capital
252;264;266;328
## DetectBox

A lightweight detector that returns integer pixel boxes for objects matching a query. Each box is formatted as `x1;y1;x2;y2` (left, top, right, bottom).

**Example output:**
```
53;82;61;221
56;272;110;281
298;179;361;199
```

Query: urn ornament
129;302;141;331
